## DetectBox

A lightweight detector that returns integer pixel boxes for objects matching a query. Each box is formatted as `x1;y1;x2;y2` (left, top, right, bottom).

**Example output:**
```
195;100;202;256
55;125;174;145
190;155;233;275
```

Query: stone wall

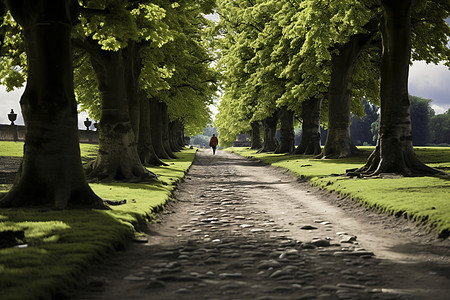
0;124;98;144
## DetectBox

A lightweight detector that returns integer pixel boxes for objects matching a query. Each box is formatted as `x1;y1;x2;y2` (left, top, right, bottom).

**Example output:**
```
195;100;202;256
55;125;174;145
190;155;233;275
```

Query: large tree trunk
355;0;442;176
321;20;378;159
161;103;178;159
250;121;262;150
170;120;184;150
169;121;184;152
169;121;179;152
0;0;105;209
150;98;170;159
84;45;156;181
124;41;140;141
138;95;167;166
321;38;366;158
258;111;279;153
296;98;322;155
176;121;186;148
275;106;295;154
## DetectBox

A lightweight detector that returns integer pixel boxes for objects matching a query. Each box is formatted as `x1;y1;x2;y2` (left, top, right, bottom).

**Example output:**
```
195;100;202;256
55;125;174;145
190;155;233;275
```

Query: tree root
0;182;108;210
85;162;159;183
295;143;322;156
346;147;448;178
138;146;169;167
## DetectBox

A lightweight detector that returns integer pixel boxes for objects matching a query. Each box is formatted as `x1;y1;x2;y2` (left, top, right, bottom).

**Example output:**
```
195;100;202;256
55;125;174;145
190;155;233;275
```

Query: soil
2;151;450;299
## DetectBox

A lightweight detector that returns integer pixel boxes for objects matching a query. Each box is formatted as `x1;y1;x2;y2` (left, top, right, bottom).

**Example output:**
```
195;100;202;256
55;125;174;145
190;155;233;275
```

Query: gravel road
49;149;449;299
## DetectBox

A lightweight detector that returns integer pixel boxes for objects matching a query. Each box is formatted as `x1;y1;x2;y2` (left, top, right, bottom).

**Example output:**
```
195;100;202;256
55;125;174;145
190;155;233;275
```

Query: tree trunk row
1;1;188;209
252;100;323;156
80;38;185;181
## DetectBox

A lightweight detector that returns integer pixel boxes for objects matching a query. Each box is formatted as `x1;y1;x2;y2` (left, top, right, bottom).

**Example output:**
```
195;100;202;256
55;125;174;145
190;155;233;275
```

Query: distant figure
209;134;218;155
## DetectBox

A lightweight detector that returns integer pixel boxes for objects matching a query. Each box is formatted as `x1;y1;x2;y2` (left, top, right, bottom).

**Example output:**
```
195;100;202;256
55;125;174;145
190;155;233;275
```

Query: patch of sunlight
0;221;71;240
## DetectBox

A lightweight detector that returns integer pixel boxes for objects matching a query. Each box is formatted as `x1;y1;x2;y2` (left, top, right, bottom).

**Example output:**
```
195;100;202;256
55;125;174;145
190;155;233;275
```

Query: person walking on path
209;134;218;155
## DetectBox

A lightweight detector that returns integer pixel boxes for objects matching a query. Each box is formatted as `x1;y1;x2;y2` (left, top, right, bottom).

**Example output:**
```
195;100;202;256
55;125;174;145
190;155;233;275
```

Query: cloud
409;61;450;114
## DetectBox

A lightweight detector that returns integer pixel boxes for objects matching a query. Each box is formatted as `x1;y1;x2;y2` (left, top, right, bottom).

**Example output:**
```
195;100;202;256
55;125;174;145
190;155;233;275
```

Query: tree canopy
0;0;449;208
0;0;219;207
215;0;449;175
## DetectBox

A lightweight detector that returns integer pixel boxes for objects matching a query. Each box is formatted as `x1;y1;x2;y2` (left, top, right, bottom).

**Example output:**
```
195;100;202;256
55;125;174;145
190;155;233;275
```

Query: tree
296;97;323;155
215;0;261;146
0;0;104;208
250;121;262;149
275;106;295;153
75;0;217;173
0;7;26;90
350;97;379;146
321;23;378;158
215;0;285;150
258;110;279;153
290;1;381;158
409;95;433;146
429;109;450;145
74;1;170;181
215;93;251;146
151;0;218;152
356;0;449;176
84;43;157;181
137;93;167;166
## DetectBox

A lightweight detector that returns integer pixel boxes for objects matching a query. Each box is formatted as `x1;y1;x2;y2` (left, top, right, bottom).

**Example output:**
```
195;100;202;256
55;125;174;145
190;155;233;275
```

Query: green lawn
0;141;196;300
226;147;450;238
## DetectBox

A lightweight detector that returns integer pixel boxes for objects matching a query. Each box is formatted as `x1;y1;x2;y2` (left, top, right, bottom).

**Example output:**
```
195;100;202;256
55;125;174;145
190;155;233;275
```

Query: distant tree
350;97;379;146
370;120;379;144
409;95;433;146
203;127;218;137
429;109;450;144
190;134;210;148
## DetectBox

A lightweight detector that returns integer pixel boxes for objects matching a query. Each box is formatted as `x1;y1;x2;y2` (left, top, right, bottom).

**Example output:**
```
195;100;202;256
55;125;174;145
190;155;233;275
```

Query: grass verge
225;147;450;238
0;142;196;300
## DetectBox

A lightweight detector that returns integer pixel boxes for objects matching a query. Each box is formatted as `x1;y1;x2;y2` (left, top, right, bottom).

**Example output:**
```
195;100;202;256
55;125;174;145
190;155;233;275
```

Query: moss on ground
226;147;450;238
0;142;196;300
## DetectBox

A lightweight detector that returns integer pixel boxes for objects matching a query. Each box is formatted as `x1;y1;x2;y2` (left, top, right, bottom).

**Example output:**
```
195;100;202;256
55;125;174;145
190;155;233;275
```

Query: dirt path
74;149;450;300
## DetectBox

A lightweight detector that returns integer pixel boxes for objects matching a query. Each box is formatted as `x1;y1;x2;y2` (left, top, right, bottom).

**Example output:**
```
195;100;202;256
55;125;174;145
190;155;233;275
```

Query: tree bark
123;41;140;142
169;121;178;152
320;29;376;158
0;0;105;209
84;44;156;181
355;0;443;176
169;121;184;152
138;95;167;166
258;111;279;153
250;121;262;150
161;102;178;159
176;121;186;148
275;106;295;154
150;98;170;159
296;98;322;155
